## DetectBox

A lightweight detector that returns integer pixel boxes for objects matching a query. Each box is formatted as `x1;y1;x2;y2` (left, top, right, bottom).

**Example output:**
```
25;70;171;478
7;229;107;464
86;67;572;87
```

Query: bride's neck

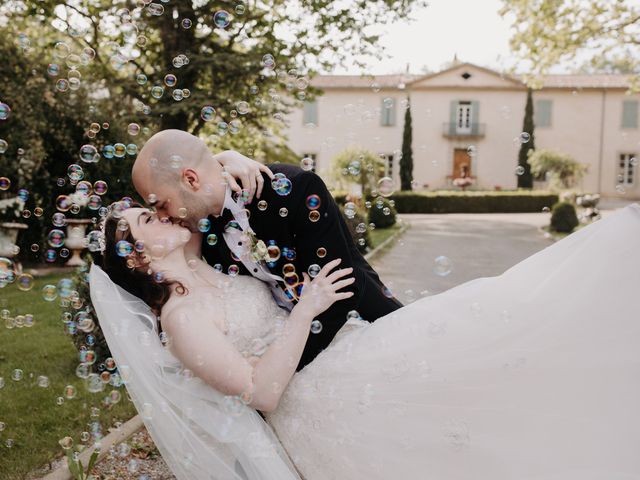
151;246;204;292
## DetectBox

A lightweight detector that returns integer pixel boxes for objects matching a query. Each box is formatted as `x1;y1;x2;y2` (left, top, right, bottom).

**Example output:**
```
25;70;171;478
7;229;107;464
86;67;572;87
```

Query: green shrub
550;201;579;233
334;190;558;213
341;205;370;253
368;197;397;228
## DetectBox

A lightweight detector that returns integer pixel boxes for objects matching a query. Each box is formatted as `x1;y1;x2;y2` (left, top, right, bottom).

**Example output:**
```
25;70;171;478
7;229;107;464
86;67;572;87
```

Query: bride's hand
297;258;355;317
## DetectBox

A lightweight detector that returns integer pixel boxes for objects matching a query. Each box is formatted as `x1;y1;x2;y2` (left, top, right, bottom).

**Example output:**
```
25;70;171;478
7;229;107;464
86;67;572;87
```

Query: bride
90;199;640;480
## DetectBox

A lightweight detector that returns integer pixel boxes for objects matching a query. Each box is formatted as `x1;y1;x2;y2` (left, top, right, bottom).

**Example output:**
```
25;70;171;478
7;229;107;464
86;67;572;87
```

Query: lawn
0;271;136;480
369;223;403;251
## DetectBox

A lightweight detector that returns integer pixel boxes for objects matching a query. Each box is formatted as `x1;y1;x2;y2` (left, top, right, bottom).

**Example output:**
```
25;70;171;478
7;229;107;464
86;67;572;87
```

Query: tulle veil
89;264;301;480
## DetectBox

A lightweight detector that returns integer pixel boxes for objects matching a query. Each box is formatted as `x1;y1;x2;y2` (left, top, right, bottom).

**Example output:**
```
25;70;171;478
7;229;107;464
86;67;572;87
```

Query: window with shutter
381;98;396;126
303;101;318;125
535;99;552;127
622;100;638;129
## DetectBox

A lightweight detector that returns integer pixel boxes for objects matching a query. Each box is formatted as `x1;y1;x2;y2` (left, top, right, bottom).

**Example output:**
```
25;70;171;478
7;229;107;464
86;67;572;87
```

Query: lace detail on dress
218;275;289;358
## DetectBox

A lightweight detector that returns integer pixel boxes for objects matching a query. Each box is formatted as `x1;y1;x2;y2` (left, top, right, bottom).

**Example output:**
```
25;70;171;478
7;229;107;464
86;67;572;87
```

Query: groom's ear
182;168;200;190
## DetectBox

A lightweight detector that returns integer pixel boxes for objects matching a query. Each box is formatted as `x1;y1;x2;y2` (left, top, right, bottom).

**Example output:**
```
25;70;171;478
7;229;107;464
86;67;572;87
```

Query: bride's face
121;207;192;259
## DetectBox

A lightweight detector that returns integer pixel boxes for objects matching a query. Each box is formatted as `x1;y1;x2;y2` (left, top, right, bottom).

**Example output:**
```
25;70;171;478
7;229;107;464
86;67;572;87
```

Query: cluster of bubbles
45;37;97;93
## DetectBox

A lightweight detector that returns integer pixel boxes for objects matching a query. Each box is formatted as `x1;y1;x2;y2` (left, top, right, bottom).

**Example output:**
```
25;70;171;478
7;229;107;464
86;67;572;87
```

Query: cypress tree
400;96;414;190
517;88;535;188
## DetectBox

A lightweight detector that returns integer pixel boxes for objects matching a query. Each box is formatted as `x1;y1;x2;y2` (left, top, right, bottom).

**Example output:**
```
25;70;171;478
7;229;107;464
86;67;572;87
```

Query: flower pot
0;222;28;273
65;219;92;267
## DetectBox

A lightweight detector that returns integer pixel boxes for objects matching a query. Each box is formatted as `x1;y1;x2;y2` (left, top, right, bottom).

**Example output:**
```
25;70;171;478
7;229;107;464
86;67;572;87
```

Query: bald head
132;129;226;230
132;129;209;197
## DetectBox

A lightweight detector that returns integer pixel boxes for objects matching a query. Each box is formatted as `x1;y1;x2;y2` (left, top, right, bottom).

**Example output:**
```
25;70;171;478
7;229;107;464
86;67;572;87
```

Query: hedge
332;190;559;214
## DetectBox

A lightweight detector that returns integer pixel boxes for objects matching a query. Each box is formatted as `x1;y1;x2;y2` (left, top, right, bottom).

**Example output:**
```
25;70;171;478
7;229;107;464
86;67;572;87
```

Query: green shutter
381;98;396;126
470;101;479;135
389;98;396;126
449;100;458;135
535;100;552;127
303;100;318;125
622;100;638;129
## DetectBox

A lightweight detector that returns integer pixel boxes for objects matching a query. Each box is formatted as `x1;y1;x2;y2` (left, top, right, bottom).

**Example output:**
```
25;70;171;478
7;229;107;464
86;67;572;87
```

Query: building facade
282;63;639;199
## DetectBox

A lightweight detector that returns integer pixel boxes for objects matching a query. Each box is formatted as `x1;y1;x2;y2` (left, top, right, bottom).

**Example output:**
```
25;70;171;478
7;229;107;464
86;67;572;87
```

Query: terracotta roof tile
310;71;634;90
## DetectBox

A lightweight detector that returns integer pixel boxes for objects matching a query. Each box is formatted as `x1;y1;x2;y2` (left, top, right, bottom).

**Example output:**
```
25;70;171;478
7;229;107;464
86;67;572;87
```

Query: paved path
369;208;624;304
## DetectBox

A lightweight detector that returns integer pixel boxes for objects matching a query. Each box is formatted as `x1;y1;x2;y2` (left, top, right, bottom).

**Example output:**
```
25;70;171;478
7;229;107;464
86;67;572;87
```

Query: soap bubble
519;132;531;144
67;164;84;181
79;144;99;163
42;284;58;301
347;161;361;175
236;101;250;114
300;156;314;171
0;139;7;153
48;229;66;247
0;177;9;190
53;41;70;59
515;165;526;176
206;234;217;246
305;194;321;210
164;74;177;87
56;79;70;92
127;123;140;135
114;143;126;157
93;180;108;195
201;106;216;122
433;255;453;276
214;10;231;28
150;85;164;99
148;3;164;15
197;218;211;232
310;320;322;334
377;177;395;197
0;102;11;121
344;202;357;219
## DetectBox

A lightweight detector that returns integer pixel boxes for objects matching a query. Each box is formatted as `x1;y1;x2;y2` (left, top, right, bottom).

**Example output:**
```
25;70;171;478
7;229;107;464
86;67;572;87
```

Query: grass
0;271;136;480
369;223;403;251
541;222;587;240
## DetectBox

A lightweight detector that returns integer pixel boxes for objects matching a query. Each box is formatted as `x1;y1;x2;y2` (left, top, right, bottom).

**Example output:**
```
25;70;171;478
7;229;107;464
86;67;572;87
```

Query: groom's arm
290;171;362;346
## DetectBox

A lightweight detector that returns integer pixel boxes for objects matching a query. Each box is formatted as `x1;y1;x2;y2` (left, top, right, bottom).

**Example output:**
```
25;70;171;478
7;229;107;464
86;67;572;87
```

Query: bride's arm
162;259;354;413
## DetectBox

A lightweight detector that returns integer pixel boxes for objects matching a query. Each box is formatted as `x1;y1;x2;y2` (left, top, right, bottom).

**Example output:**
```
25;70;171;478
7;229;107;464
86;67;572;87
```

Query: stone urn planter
65;218;92;267
0;221;28;273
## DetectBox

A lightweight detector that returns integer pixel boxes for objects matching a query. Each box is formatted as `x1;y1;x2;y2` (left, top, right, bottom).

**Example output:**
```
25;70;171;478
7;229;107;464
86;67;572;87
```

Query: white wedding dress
220;204;640;480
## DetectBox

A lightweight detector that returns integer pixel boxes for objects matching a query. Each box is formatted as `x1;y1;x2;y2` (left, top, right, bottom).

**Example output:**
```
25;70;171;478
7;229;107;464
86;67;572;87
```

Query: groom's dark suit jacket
202;164;403;372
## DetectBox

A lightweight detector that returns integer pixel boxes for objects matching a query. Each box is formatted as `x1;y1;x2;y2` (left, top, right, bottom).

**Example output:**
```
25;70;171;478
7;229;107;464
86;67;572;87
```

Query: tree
330;147;387;198
500;0;640;91
527;148;588;191
517;88;534;188
0;29;134;262
399;95;413;190
6;0;427;139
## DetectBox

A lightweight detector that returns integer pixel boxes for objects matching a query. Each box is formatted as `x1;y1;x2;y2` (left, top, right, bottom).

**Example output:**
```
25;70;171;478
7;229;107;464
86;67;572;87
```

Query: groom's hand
212;150;274;203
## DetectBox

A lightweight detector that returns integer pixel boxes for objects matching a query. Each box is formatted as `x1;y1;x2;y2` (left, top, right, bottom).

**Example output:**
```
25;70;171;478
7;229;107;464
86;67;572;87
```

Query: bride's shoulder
160;289;227;333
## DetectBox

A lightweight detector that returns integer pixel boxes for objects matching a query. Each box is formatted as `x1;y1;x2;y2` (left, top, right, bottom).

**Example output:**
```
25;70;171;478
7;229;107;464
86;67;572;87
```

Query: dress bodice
216;274;289;358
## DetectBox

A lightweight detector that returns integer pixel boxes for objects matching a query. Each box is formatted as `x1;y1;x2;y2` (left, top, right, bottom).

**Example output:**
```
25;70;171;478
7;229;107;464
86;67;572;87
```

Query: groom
132;129;402;372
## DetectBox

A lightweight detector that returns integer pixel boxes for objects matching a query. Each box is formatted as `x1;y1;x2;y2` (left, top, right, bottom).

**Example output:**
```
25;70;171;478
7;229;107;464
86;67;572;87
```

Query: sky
330;0;520;75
